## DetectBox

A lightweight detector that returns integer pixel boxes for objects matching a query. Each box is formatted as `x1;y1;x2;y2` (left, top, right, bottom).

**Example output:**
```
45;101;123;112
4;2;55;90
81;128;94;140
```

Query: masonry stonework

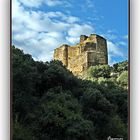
54;34;108;76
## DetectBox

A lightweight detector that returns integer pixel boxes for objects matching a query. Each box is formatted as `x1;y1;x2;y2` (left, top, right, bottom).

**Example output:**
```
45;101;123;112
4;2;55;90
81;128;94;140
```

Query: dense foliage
87;61;128;89
12;46;128;140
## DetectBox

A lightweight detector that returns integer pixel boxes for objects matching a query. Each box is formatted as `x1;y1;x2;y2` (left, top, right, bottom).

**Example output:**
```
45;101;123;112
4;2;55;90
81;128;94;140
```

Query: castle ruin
54;34;108;76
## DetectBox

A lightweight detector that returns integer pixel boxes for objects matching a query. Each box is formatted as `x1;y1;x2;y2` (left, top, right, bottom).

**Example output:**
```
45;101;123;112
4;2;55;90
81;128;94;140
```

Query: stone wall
54;34;108;76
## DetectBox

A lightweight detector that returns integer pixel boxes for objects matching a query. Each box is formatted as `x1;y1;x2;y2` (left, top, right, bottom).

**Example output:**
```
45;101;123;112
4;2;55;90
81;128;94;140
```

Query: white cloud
100;30;128;65
101;30;118;41
107;41;124;65
67;16;79;23
108;55;117;66
85;0;95;8
81;0;95;11
12;0;126;64
45;0;62;7
66;37;79;44
12;0;94;61
66;24;94;45
117;41;127;46
107;41;123;57
105;34;117;40
123;35;128;39
14;30;37;41
18;0;43;8
45;12;79;23
18;0;70;8
68;24;94;37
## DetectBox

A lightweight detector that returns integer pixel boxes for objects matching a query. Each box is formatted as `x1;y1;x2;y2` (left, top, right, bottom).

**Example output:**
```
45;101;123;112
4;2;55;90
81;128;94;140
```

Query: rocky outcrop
54;34;108;76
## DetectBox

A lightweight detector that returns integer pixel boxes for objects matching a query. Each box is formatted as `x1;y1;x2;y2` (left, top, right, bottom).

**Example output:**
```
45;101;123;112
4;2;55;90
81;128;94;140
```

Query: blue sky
12;0;128;65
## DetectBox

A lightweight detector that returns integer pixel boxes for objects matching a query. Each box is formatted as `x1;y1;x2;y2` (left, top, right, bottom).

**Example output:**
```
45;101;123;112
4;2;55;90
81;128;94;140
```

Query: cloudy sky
12;0;128;65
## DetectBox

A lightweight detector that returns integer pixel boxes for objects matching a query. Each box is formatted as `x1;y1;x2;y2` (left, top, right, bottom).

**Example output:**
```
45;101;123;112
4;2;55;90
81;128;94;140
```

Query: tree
36;88;95;140
117;71;128;88
12;46;128;140
88;65;111;78
113;61;128;73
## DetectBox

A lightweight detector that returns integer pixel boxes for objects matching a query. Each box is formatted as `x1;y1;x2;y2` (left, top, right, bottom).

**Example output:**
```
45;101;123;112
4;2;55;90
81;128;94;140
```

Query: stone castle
54;34;108;76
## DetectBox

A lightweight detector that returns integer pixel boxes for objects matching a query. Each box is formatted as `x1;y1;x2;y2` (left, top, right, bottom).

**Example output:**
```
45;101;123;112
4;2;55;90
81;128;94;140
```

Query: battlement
54;34;108;76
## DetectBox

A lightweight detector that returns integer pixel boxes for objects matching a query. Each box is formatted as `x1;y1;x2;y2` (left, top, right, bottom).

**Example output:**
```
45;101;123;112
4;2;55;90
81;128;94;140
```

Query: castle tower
54;34;108;76
54;44;69;66
80;35;88;43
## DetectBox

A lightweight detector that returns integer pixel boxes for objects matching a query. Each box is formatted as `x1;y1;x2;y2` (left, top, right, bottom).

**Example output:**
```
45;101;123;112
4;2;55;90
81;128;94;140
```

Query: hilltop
12;46;128;140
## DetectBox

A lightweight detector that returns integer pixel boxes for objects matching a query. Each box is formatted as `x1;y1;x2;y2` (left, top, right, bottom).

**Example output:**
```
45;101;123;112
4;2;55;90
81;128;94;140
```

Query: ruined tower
54;34;108;76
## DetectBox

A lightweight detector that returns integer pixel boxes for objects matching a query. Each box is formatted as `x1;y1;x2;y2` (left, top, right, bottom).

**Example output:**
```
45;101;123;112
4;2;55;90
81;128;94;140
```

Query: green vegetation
117;71;128;88
12;46;128;140
87;61;128;89
87;65;111;78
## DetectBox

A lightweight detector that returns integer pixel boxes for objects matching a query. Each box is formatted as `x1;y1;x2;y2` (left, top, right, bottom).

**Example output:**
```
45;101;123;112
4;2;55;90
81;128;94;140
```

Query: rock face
54;34;108;76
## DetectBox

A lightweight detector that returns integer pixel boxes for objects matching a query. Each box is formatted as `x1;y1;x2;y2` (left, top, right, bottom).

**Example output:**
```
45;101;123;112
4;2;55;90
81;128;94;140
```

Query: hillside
12;46;128;140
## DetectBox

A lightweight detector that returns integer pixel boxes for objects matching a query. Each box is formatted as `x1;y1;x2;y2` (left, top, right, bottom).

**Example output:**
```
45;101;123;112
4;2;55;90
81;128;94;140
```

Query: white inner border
0;0;10;140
